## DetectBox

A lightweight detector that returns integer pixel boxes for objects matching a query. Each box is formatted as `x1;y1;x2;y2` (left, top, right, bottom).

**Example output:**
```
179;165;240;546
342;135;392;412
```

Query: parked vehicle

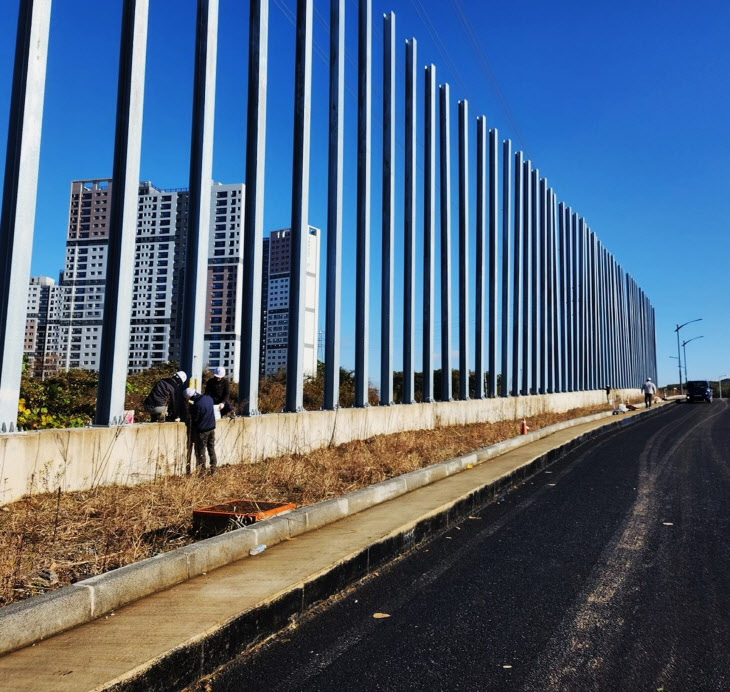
686;380;713;403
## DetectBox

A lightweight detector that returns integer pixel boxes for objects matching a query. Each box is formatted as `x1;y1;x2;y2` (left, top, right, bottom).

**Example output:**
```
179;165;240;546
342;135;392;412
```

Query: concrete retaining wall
0;389;637;506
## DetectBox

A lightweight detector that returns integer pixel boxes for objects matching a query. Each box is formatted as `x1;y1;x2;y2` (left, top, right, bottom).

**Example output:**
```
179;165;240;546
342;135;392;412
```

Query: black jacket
204;377;230;405
144;377;180;415
189;393;216;433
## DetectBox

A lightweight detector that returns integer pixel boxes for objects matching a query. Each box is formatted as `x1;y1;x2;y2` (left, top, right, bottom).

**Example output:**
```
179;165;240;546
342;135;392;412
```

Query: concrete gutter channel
0;403;673;690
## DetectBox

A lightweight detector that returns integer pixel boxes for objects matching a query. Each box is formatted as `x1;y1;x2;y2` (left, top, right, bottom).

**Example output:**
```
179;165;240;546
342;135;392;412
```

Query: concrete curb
0;404;671;657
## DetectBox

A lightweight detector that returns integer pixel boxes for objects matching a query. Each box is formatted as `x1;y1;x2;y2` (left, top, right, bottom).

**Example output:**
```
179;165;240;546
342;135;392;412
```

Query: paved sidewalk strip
0;406;667;692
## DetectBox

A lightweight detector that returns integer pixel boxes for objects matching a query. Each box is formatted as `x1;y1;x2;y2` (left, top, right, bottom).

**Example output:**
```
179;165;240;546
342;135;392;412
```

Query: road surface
204;400;730;691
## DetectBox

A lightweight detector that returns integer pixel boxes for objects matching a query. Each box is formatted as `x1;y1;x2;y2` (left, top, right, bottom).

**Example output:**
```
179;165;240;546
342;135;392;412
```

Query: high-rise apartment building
27;180;323;383
24;276;59;378
202;183;245;375
48;179;189;372
260;227;320;378
44;179;244;375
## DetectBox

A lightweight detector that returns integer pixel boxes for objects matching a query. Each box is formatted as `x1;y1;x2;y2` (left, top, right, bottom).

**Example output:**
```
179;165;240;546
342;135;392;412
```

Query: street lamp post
675;318;702;395
681;335;704;384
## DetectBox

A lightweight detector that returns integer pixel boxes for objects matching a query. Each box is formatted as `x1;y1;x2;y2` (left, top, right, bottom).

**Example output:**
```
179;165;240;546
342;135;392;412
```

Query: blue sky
1;0;728;387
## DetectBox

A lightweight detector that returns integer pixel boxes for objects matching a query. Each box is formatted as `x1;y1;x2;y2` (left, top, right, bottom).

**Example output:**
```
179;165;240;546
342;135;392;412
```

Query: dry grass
0;404;609;606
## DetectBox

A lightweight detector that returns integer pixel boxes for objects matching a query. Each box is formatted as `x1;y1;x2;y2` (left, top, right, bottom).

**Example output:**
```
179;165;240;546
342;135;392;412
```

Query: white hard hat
175;370;187;382
183;387;198;399
213;366;226;378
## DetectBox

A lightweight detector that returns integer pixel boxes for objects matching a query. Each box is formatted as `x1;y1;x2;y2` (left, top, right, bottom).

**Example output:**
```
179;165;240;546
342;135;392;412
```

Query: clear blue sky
1;0;728;387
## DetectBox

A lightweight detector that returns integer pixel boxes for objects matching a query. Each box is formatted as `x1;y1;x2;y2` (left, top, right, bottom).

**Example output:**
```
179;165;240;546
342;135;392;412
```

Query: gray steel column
546;189;555;393
0;0;52;433
500;139;511;398
596;243;604;387
521;160;531;396
569;211;577;391
402;37;417;405
439;83;452;402
422;65;436;402
586;229;594;390
181;0;218;394
487;127;498;398
239;0;268;415
607;252;616;388
591;232;598;389
475;116;486;399
324;0;344;410
577;218;586;391
457;100;469;400
95;0;149;426
572;213;580;390
285;0;313;413
558;202;568;392
530;168;539;395
538;177;547;394
552;192;560;392
380;11;395;405
355;0;371;407
511;152;523;396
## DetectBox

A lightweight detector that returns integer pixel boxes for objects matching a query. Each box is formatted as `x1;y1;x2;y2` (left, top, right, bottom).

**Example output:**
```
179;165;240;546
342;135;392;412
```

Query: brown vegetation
0;404;608;606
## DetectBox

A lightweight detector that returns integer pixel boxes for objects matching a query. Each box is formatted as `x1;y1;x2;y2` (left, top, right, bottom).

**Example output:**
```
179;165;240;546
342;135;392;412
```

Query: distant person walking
605;385;612;403
184;388;218;474
204;366;232;417
641;378;657;408
144;370;187;422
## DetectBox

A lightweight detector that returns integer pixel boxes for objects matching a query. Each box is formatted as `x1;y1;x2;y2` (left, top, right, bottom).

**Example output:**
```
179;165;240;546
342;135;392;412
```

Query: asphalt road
204;400;730;692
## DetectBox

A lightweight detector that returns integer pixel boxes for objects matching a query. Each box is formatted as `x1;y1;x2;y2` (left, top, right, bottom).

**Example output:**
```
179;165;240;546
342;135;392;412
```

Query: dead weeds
0;405;608;606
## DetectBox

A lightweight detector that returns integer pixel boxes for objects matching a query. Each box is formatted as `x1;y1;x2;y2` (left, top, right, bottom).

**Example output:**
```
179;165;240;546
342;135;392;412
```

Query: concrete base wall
0;389;637;506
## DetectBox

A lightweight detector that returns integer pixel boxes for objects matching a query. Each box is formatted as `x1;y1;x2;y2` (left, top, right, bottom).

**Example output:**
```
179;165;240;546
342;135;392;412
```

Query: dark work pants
193;428;218;470
644;393;652;408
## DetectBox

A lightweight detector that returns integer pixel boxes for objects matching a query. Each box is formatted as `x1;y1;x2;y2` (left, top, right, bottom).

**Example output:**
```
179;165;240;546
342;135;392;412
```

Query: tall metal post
285;0;313;413
521;160;531;396
439;83;452;402
475;116;486;399
0;0;52;433
511;152;523;396
538;177;547;394
422;65;436;402
558;202;568;392
96;0;149;426
530;168;539;394
591;231;598;389
568;209;580;392
487;127;498;398
500;140;511;398
380;11;395;405
457;100;469;400
355;0;371;407
239;0;268;415
324;0;344;410
402;38;417;405
546;189;555;393
578;217;586;390
586;229;594;389
181;0;218;394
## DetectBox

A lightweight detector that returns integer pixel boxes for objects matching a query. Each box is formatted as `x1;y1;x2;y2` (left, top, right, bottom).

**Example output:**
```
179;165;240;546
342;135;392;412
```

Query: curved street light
675;318;702;394
681;335;704;383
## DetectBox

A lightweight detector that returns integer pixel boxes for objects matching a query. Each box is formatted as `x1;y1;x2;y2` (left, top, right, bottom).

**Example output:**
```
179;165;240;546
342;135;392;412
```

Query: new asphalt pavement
202;399;730;691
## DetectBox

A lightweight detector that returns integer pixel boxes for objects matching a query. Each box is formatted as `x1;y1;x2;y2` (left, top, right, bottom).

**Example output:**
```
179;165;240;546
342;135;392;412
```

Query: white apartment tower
202;183;245;375
49;179;245;375
24;276;59;378
260;227;320;378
